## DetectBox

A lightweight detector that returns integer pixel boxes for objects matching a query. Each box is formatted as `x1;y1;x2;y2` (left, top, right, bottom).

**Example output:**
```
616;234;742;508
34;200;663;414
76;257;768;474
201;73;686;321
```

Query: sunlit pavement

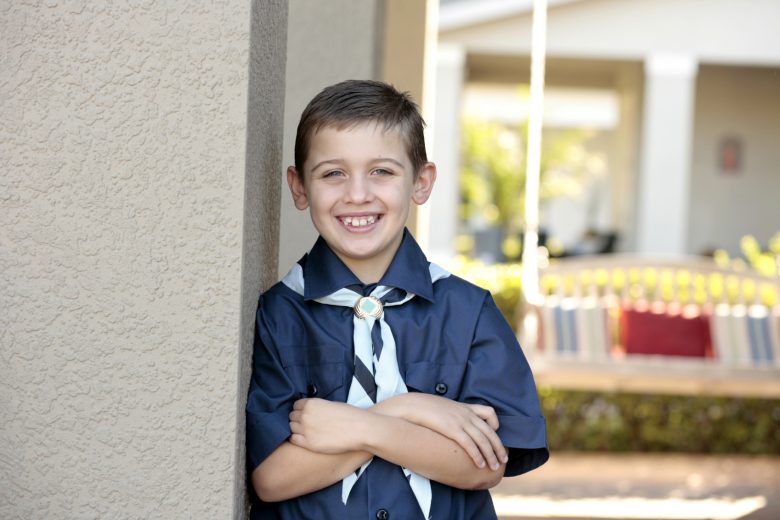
491;452;780;520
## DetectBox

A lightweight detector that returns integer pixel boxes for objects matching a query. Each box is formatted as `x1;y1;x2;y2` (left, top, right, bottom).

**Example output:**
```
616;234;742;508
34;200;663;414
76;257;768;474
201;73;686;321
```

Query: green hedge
539;387;780;454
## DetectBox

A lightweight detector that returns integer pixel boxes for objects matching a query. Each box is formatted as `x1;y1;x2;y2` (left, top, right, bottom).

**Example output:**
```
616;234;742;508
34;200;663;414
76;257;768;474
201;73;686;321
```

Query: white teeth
342;215;376;227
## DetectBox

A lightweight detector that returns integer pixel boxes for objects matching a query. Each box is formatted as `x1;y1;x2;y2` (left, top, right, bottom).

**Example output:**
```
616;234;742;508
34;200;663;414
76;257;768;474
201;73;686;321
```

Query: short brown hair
294;80;428;179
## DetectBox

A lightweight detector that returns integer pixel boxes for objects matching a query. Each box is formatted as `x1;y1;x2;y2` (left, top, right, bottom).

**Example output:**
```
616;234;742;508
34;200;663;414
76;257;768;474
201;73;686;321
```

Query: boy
246;80;548;519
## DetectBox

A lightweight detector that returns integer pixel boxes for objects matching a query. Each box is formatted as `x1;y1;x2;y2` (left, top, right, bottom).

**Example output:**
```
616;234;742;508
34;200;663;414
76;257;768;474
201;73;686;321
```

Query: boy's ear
287;166;309;210
411;162;437;205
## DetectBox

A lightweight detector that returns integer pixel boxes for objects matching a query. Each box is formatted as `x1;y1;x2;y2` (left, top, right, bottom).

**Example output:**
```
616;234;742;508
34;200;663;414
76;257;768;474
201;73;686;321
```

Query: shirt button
376;509;389;520
434;382;448;395
306;383;318;397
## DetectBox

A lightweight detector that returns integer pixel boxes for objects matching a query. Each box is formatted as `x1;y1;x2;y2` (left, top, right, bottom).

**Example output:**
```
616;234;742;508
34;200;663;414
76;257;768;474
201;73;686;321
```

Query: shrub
539;387;780;454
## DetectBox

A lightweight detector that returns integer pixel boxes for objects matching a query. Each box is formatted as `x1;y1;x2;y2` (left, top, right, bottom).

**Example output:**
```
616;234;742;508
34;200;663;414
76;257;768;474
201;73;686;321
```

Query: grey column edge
234;1;288;518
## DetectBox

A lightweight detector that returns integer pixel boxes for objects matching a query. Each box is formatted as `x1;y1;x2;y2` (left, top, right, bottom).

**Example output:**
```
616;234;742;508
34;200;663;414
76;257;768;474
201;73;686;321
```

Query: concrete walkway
491;452;780;520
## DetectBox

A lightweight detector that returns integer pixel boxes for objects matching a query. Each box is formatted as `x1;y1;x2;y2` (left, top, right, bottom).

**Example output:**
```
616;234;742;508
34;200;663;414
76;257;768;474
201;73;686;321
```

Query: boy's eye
323;170;345;178
372;168;393;176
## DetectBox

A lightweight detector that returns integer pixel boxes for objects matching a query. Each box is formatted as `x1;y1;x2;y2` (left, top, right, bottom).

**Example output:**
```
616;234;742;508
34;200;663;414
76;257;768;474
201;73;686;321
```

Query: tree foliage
459;117;597;239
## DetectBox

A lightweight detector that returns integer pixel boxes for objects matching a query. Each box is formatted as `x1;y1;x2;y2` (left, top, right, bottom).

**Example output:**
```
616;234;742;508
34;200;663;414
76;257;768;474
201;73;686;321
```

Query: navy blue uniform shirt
246;230;548;519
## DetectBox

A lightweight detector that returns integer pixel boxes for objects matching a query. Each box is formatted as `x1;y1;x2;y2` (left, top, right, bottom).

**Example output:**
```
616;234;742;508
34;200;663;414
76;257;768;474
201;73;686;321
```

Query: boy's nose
345;175;373;203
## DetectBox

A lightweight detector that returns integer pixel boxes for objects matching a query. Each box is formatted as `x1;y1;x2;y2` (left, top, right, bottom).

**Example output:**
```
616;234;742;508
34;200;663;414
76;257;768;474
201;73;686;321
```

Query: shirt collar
301;228;435;302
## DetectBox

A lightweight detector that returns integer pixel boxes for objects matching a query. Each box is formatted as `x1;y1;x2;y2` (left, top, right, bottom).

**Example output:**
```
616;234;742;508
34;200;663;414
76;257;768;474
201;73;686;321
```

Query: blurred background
2;0;778;518
427;1;780;519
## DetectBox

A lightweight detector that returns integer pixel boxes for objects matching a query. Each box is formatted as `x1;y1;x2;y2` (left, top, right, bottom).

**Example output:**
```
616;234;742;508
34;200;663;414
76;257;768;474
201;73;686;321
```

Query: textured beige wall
1;1;287;518
237;1;288;517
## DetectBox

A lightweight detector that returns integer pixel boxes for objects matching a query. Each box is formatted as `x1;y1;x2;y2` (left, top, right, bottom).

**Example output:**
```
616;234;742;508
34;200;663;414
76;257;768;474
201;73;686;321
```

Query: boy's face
287;122;436;282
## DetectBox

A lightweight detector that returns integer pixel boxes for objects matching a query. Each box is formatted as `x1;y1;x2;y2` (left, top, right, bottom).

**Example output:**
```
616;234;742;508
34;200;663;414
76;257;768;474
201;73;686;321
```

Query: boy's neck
330;232;405;285
338;255;391;285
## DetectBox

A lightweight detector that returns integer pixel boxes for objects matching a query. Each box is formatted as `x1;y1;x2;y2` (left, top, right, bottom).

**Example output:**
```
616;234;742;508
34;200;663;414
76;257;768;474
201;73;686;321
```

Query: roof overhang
439;0;583;31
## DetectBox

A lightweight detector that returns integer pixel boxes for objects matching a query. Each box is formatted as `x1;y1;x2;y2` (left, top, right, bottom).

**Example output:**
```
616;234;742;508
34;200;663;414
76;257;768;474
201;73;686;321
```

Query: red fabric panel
621;306;712;358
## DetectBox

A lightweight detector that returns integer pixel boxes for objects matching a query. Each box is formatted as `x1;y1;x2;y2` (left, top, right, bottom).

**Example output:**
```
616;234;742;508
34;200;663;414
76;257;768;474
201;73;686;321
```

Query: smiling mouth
340;215;379;228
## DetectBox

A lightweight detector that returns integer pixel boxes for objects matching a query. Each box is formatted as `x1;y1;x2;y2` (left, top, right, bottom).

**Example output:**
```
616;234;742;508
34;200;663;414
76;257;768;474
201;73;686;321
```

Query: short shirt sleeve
245;295;298;473
458;292;549;477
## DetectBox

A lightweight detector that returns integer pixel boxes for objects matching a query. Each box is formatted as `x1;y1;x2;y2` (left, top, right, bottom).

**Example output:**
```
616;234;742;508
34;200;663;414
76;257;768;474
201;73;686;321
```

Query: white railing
522;255;780;397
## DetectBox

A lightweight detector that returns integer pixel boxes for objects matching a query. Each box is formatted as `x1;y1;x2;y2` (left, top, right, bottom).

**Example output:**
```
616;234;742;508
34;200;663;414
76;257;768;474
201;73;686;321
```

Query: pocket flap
278;345;346;399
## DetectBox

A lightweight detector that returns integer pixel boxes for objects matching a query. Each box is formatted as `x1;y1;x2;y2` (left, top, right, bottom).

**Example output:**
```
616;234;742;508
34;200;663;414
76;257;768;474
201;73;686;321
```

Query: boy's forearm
253;398;423;502
257;396;504;502
371;393;507;475
252;442;372;502
356;411;505;490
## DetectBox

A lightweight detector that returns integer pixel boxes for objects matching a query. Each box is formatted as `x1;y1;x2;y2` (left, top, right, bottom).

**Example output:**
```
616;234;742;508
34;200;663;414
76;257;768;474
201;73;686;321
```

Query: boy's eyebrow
373;157;406;168
310;157;406;172
310;159;344;172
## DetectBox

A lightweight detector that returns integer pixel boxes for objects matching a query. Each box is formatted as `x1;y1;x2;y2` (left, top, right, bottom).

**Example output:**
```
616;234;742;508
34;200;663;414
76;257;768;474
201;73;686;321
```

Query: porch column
636;54;698;255
427;44;465;263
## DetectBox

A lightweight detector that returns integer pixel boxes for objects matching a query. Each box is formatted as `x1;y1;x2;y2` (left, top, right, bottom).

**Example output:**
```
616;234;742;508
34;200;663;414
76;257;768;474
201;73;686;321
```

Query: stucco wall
1;1;287;518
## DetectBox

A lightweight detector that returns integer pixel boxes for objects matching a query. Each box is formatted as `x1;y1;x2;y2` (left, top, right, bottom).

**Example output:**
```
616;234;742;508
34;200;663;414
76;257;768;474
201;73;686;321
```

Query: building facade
433;0;780;258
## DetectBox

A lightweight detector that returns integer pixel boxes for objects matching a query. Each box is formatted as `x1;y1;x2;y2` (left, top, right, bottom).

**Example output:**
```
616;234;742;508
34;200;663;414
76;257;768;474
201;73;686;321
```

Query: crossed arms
252;392;508;502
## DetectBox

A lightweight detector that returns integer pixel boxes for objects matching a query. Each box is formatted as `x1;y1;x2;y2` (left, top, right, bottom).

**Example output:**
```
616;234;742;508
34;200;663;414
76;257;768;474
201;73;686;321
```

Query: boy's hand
289;398;368;454
373;393;507;471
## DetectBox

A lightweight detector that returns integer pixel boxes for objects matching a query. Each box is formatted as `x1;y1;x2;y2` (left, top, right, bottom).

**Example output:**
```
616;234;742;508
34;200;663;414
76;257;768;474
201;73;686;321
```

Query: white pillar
427;44;465;263
613;63;642;253
636;54;698;255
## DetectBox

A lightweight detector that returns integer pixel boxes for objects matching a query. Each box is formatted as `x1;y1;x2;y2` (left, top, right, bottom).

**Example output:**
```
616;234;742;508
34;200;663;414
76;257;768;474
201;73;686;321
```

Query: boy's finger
473;420;507;467
293;399;308;410
289;410;301;423
470;404;499;430
480;422;509;462
464;423;500;471
453;431;485;469
473;417;507;463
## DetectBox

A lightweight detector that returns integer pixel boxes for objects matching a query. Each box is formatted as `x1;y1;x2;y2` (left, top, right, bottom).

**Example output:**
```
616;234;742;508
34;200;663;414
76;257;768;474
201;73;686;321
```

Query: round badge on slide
353;296;383;319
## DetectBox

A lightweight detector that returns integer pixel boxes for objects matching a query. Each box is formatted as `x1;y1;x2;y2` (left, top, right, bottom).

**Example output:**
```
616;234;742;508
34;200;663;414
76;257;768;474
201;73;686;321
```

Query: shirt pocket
403;361;465;400
278;344;346;400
